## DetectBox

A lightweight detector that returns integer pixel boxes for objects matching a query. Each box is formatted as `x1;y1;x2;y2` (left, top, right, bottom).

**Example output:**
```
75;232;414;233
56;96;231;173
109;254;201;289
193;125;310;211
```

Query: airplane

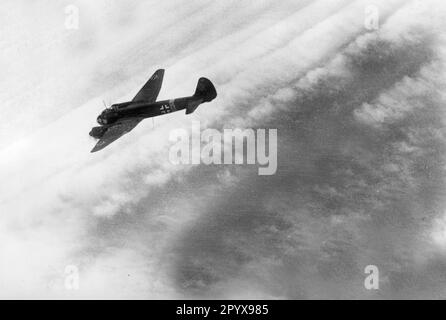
89;69;217;152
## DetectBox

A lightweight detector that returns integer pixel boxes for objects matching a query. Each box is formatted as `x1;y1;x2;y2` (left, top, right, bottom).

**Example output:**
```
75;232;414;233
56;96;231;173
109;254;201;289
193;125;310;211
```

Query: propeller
102;100;107;108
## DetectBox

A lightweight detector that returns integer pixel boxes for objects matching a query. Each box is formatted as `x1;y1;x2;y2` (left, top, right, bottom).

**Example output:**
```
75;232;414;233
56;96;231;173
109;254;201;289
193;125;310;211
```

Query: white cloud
1;0;445;298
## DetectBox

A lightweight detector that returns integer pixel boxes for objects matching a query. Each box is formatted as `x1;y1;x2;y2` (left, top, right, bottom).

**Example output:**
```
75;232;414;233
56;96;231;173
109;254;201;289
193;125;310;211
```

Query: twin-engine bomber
89;69;217;152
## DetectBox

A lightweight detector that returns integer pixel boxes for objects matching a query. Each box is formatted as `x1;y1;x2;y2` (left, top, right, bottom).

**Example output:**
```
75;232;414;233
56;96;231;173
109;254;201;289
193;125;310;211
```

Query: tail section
194;77;217;102
186;77;217;114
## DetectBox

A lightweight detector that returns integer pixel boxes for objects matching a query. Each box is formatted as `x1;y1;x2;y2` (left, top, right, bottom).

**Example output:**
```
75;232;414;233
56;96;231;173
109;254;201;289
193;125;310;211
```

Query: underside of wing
132;69;164;103
90;118;144;153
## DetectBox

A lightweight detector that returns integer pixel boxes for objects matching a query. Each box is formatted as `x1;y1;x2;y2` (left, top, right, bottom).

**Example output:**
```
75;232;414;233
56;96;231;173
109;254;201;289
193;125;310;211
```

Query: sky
0;0;445;299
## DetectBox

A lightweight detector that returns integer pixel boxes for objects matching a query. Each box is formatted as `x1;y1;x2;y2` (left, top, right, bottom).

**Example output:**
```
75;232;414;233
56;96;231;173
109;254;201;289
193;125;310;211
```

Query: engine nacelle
89;126;108;139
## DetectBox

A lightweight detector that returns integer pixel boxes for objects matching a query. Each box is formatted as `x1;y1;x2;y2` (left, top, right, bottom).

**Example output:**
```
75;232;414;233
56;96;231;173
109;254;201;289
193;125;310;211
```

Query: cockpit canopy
97;108;118;125
97;115;106;125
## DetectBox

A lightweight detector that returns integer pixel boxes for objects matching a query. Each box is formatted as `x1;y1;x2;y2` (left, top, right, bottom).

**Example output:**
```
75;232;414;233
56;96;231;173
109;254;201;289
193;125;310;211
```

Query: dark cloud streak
165;29;446;298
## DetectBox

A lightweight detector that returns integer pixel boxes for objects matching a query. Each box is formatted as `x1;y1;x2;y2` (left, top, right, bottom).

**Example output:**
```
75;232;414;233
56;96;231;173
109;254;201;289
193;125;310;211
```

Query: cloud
0;0;445;299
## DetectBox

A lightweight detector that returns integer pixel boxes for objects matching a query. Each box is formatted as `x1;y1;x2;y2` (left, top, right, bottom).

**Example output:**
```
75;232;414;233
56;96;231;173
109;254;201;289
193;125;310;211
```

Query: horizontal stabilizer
185;100;201;114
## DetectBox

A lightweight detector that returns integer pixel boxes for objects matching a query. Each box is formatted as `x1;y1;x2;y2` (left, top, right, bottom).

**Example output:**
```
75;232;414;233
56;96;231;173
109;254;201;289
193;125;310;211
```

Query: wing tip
153;68;165;78
90;142;106;153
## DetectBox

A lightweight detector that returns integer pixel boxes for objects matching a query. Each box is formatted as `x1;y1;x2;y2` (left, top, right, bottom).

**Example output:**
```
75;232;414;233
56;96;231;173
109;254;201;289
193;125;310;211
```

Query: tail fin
194;77;217;103
186;77;217;114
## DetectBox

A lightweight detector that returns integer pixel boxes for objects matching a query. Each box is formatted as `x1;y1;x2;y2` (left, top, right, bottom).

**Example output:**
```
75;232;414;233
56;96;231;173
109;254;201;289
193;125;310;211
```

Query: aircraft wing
132;69;164;103
91;118;144;153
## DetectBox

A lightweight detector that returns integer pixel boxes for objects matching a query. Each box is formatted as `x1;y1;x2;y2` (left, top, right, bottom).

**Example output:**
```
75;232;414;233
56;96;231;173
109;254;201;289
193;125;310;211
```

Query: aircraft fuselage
96;96;203;126
88;73;217;149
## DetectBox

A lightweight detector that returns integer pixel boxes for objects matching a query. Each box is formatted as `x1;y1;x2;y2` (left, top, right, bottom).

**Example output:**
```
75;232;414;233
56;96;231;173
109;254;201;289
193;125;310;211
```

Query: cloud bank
0;0;445;299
